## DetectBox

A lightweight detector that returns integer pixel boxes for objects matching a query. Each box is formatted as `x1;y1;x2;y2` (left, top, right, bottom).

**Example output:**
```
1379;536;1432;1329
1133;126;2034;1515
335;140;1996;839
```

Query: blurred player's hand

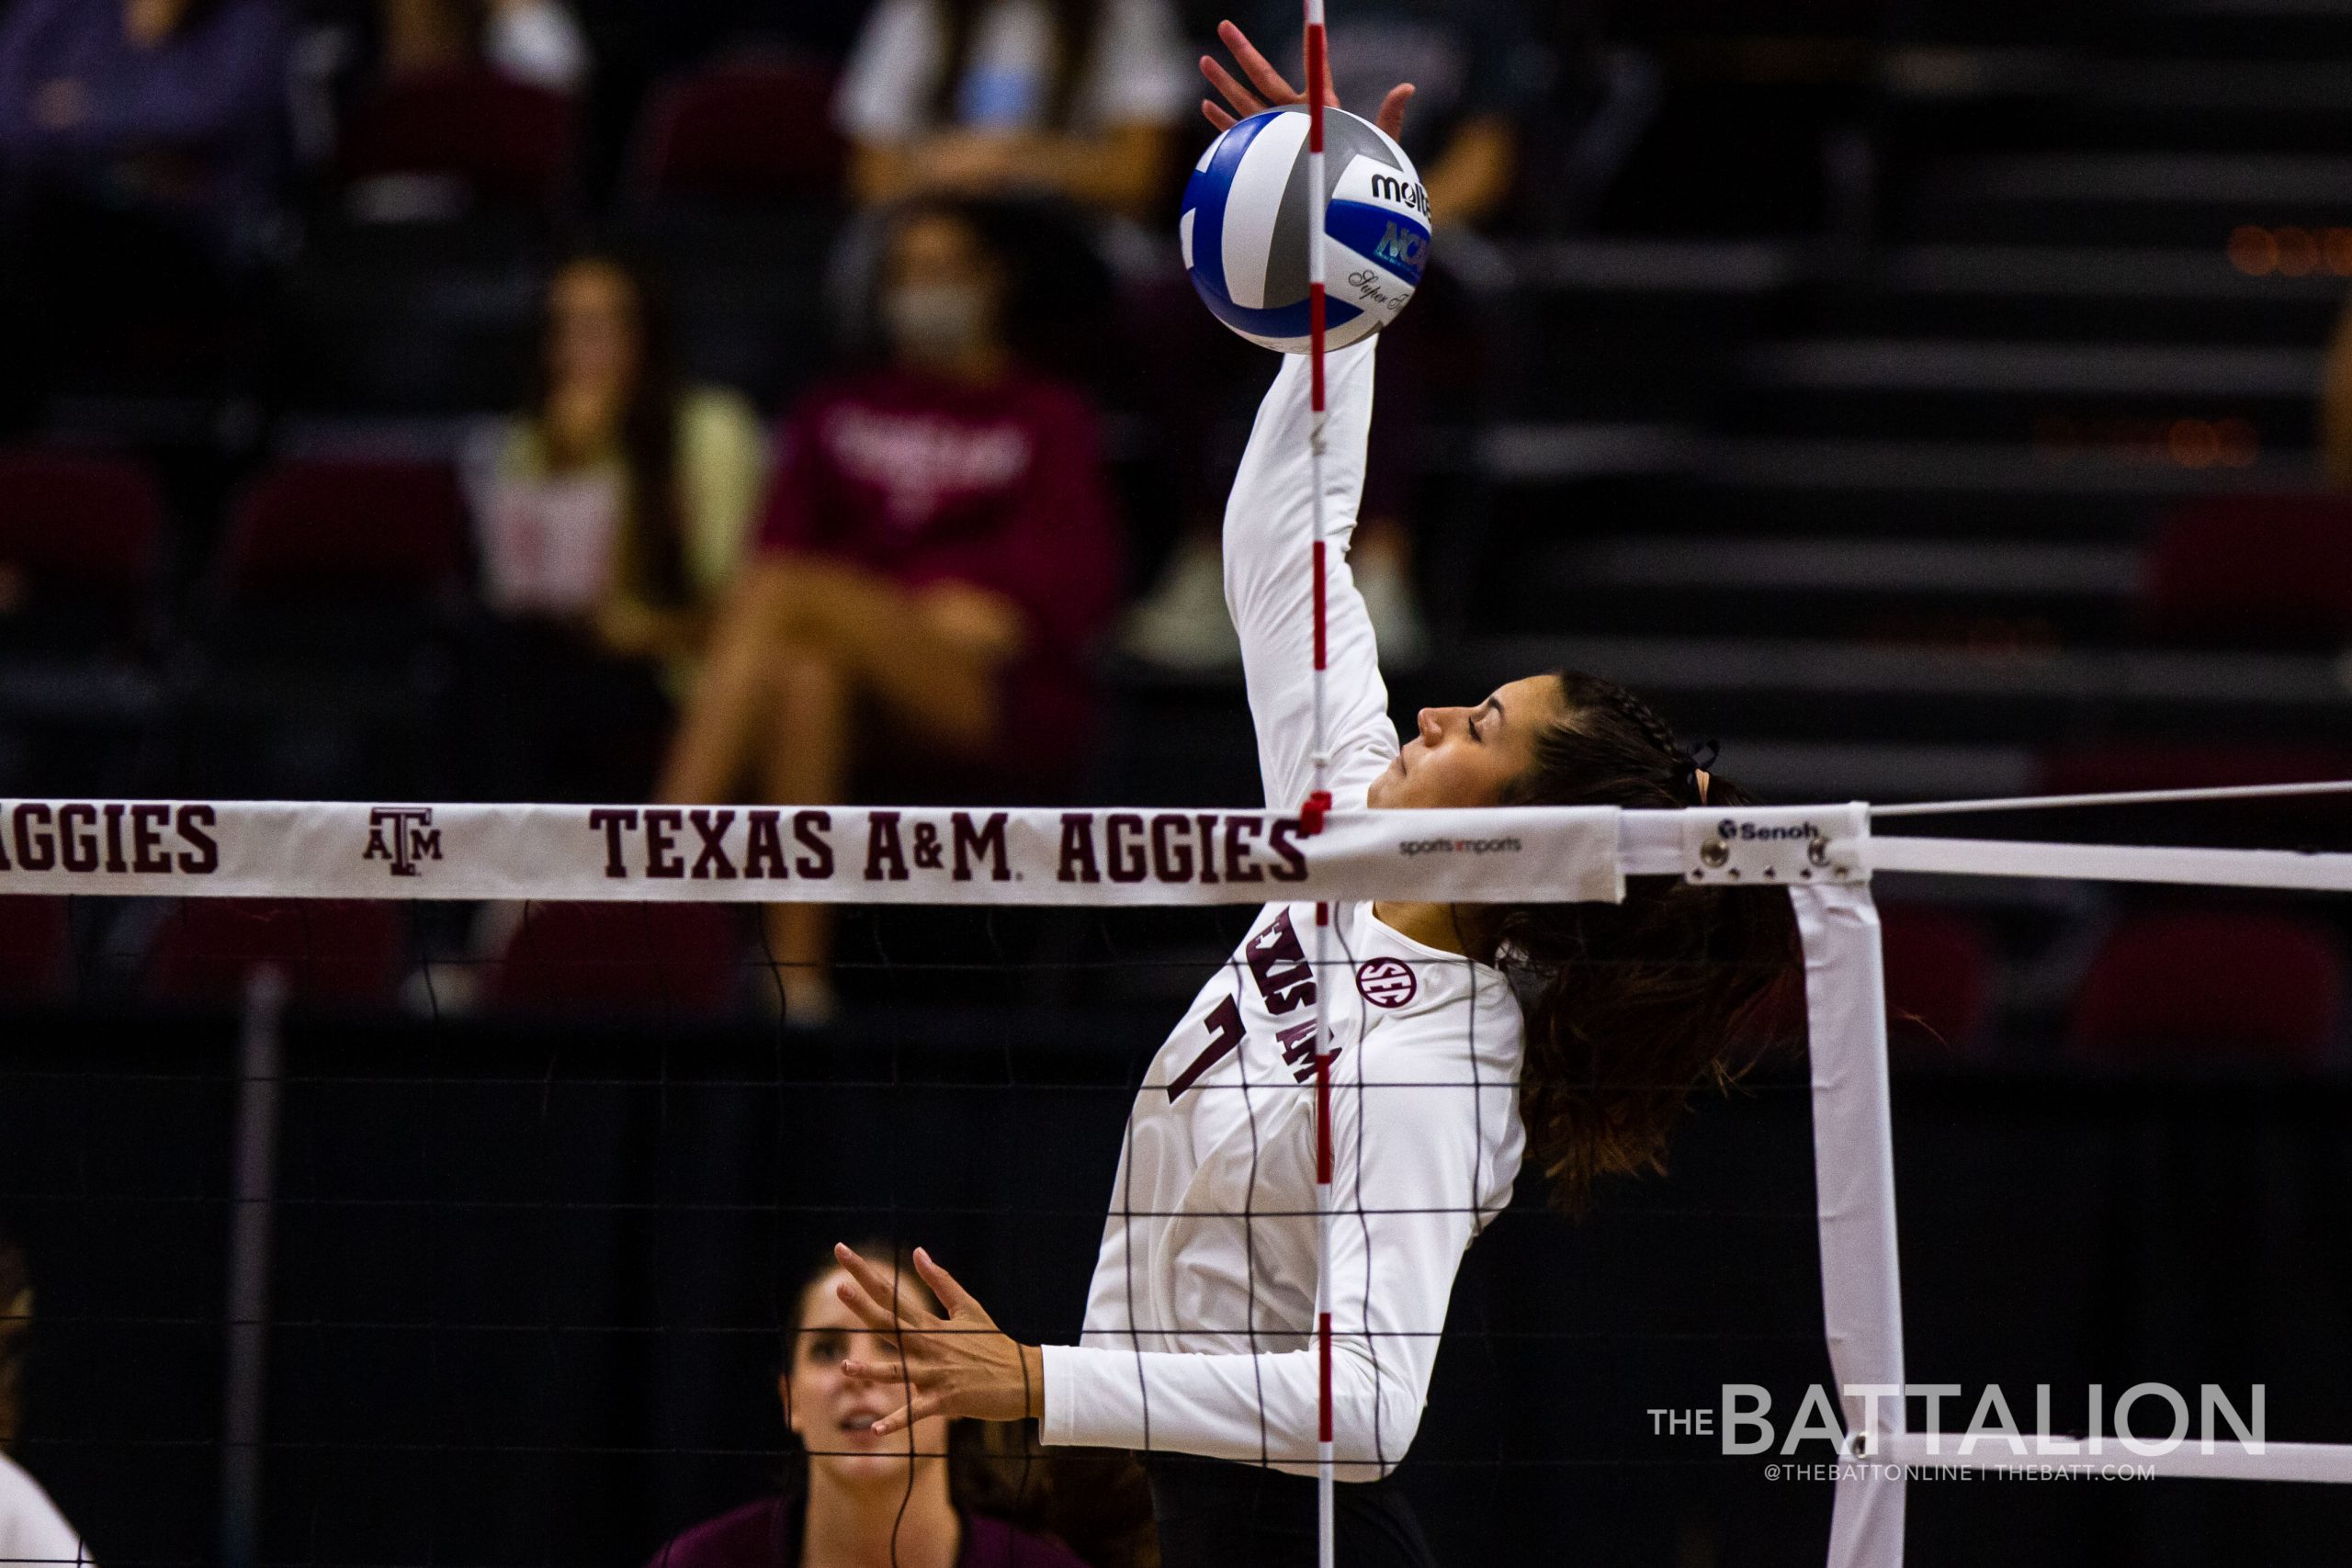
832;1243;1045;1433
1200;18;1414;141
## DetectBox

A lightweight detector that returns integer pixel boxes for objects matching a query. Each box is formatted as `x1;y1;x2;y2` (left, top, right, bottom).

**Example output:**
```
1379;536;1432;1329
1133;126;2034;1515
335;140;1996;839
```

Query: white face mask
881;283;991;366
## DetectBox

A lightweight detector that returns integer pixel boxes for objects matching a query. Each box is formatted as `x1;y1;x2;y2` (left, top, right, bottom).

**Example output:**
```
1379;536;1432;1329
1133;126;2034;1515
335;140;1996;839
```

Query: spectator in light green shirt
467;253;765;799
475;253;766;699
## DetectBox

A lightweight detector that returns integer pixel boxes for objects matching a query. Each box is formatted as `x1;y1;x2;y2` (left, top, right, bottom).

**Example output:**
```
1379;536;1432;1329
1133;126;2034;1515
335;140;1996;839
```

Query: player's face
1368;673;1564;810
782;1269;953;1484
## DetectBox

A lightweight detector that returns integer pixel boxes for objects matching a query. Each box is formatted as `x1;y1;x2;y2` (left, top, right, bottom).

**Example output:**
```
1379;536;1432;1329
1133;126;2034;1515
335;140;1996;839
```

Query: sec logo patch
1355;957;1418;1009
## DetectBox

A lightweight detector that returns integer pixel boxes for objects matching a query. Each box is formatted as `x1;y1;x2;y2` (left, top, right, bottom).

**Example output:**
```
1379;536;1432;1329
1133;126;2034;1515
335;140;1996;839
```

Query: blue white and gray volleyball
1180;106;1430;353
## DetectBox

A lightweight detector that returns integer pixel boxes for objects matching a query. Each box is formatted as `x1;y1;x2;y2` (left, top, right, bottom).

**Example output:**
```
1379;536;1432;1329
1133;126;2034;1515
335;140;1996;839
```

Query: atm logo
364;807;442;877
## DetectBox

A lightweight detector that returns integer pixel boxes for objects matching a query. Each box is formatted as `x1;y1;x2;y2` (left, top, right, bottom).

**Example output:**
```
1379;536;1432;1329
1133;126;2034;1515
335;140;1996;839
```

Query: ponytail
1476;673;1802;1213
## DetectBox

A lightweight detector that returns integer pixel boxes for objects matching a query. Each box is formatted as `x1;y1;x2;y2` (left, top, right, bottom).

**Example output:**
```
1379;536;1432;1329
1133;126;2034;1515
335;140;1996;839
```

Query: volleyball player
826;25;1798;1568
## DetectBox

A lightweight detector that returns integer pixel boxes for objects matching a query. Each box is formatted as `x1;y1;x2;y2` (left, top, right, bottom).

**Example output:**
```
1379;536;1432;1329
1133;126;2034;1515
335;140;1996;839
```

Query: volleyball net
0;791;2348;1567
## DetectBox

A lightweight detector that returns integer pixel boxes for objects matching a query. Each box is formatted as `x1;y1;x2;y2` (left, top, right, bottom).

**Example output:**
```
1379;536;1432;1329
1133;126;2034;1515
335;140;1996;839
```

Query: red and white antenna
1301;1;1339;1564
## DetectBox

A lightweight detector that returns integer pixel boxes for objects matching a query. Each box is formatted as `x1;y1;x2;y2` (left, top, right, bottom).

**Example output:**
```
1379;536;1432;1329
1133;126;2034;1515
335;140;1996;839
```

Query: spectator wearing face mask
658;198;1122;1025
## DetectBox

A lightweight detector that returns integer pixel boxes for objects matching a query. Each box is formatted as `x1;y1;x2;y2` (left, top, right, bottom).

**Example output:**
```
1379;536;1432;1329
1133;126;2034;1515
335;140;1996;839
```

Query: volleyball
1180;105;1430;353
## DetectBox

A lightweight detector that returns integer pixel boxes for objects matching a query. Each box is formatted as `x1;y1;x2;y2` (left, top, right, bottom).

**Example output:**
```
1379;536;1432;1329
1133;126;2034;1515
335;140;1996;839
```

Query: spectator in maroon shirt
641;1242;1136;1568
659;198;1122;1023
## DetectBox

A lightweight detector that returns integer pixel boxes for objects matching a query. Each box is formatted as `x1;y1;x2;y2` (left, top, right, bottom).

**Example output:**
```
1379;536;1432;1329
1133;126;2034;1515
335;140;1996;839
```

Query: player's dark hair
1470;671;1803;1214
932;0;1106;130
528;252;692;607
783;1243;1156;1568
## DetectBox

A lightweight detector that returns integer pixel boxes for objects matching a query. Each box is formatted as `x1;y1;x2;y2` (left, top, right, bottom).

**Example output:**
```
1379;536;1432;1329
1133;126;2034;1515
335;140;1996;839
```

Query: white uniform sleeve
1042;1013;1498;1476
833;0;942;142
1224;339;1398;815
0;1454;94;1566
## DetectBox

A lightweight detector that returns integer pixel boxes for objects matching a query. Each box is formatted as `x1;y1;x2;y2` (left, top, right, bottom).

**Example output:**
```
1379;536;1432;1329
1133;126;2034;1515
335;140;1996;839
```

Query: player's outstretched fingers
838;1358;908;1386
1201;53;1265;122
831;1243;930;1332
1217;20;1303;106
1375;84;1416;141
910;1247;979;1318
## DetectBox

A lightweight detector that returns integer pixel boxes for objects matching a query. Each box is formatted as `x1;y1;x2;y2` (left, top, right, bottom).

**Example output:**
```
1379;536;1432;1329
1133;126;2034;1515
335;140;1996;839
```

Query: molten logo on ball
1355;957;1418;1009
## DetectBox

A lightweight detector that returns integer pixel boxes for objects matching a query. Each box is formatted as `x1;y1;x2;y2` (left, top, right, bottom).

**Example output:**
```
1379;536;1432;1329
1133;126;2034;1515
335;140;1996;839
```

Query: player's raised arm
1223;342;1394;815
1200;20;1417;815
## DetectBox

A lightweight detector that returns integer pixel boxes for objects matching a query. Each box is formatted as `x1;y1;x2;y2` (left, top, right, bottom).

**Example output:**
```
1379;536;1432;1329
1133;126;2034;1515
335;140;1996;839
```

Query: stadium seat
1880;905;1995;1055
2142;494;2352;646
337;68;576;211
0;447;162;649
2066;910;2346;1067
219;459;469;603
626;59;846;204
146;899;408;1006
0;897;72;1001
486;902;743;1014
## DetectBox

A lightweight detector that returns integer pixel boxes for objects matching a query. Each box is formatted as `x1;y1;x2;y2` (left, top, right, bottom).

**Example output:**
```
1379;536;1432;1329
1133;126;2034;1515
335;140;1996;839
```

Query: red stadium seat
220;459;468;602
0;897;72;1002
147;899;408;1006
486;903;743;1014
1880;905;1995;1055
2066;911;2346;1067
627;59;846;204
0;447;162;599
338;68;576;208
2142;494;2352;646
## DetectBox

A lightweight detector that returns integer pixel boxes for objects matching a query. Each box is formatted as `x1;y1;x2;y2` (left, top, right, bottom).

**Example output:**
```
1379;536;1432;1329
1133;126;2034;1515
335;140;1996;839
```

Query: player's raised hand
831;1243;1043;1435
1200;18;1413;141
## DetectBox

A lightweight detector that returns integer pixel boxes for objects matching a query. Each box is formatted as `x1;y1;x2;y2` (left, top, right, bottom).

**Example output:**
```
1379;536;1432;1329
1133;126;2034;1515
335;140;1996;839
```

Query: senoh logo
1355;957;1419;1010
364;807;442;877
1718;818;1821;842
1369;173;1431;220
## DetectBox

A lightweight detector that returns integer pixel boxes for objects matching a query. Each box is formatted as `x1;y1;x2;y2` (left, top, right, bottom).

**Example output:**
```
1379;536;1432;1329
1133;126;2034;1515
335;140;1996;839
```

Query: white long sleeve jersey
1039;342;1527;1479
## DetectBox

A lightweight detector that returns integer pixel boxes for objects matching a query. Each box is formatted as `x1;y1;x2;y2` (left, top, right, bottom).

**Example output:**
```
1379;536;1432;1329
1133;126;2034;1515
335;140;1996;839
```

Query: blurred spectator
1248;0;1538;231
379;0;589;93
659;199;1122;1023
836;0;1190;221
642;1242;1114;1568
0;1225;94;1565
0;0;292;256
465;253;767;800
0;0;291;415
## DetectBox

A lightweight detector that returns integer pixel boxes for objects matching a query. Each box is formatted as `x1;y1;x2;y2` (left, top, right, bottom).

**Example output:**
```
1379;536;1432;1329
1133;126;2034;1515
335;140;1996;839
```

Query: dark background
4;0;2352;1562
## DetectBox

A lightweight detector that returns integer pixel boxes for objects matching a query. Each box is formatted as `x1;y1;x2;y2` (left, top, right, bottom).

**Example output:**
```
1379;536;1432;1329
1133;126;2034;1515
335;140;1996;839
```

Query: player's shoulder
958;1510;1096;1568
0;1454;84;1556
639;1495;786;1568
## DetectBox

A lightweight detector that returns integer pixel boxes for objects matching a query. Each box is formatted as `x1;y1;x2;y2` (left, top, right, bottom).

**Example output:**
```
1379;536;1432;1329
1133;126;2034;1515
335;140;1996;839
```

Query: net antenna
1300;2;1340;1564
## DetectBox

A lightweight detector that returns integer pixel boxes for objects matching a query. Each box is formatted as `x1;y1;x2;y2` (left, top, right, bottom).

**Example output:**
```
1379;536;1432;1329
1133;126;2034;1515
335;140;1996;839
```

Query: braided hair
1467;671;1801;1213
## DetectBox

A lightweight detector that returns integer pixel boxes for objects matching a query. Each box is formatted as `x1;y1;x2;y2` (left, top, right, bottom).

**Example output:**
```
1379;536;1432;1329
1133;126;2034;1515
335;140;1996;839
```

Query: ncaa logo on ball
1355;957;1418;1009
1179;105;1430;354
